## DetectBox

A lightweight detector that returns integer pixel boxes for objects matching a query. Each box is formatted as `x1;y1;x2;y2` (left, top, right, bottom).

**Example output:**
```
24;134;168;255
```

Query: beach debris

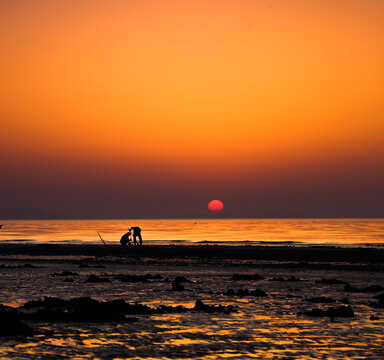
297;305;354;318
305;297;336;303
84;274;111;283
231;273;264;281
315;278;348;285
344;284;383;293
0;309;34;336
271;276;302;282
222;288;267;297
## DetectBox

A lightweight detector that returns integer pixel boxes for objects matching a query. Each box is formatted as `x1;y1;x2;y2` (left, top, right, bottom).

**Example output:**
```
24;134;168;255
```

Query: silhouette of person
120;231;131;247
129;226;142;246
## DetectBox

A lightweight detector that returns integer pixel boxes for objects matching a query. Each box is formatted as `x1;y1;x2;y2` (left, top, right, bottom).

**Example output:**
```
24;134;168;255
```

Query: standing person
120;230;131;247
129;226;142;246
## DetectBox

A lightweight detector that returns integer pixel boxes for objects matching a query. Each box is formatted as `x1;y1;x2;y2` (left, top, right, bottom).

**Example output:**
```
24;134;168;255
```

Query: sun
208;200;224;212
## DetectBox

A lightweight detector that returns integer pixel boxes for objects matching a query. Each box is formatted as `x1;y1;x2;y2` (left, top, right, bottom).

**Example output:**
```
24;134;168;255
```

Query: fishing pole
97;232;108;247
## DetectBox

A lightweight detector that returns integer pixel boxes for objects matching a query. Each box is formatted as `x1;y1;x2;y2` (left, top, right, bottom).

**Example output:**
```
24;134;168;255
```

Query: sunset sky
0;0;383;218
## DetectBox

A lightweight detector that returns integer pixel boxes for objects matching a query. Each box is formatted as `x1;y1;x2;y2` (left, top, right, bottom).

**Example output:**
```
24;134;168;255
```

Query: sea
0;218;384;247
0;219;383;359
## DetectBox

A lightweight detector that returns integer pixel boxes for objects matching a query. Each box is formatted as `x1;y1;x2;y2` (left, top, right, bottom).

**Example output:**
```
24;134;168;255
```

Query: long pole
97;232;108;247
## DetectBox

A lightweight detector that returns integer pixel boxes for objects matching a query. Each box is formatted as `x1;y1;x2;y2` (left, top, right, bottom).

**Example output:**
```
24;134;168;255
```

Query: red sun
208;200;224;212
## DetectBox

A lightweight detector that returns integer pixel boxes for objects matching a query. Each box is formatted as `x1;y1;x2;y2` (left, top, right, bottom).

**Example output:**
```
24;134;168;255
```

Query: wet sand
1;243;383;263
0;244;383;359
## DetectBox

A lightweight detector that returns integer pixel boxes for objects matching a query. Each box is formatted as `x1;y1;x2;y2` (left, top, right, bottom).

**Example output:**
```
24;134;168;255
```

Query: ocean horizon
1;218;383;247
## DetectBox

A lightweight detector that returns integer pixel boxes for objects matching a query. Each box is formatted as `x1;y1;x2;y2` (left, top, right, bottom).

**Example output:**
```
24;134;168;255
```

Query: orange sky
0;0;383;217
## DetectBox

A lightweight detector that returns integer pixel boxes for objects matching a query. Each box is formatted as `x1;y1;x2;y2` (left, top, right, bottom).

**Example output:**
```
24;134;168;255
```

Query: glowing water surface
0;261;383;359
0;218;384;246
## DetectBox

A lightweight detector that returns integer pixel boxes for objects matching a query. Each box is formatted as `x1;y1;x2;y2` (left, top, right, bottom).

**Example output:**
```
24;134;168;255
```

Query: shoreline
0;243;383;265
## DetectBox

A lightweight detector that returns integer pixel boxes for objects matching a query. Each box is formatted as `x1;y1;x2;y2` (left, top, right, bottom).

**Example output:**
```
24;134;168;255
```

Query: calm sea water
0;218;383;246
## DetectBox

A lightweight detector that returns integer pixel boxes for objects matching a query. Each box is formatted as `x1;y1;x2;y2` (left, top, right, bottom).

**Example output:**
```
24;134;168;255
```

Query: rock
174;276;191;283
146;274;163;279
22;297;67;308
84;275;111;283
22;264;38;268
315;278;347;285
224;289;236;296
222;288;267;297
373;293;384;300
171;282;185;291
297;305;354;318
306;297;336;303
0;264;41;269
114;273;162;282
78;264;105;269
369;299;384;309
18;296;238;322
271;276;301;282
0;310;34;336
193;300;236;313
52;271;78;276
231;273;264;281
344;284;383;293
115;274;149;282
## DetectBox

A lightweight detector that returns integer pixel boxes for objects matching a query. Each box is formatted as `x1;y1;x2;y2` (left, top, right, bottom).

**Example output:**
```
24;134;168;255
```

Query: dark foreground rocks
17;296;237;324
298;305;354;318
0;309;34;336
